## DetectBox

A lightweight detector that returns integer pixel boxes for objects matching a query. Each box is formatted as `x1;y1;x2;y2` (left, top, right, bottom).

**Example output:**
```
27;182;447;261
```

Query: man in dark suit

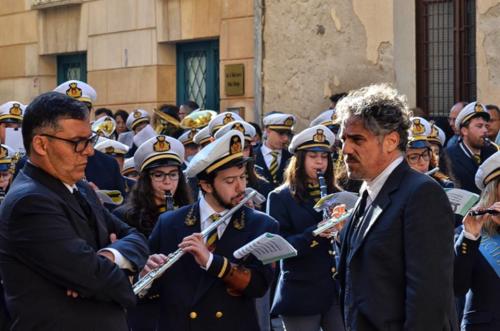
336;84;457;330
254;113;295;189
143;129;278;331
0;92;149;331
446;101;498;194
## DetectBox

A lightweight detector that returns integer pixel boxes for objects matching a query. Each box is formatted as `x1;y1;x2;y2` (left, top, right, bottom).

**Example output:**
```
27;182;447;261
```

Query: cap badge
230;135;243;154
232;123;245;133
153;136;171;152
105;146;115;154
9;103;22;116
429;124;438;138
223;113;234;125
411;119;425;136
133;110;142;119
313;129;326;143
188;129;196;139
66;82;82;99
284;117;294;127
475;103;485;113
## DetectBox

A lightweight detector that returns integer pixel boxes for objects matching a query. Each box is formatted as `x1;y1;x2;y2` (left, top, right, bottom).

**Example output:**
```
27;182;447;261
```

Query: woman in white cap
454;151;500;331
114;135;192;235
113;135;193;331
0;144;16;202
268;125;343;331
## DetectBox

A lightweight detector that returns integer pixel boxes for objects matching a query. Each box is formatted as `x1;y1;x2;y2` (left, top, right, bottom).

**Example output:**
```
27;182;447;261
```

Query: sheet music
233;233;297;265
445;188;480;217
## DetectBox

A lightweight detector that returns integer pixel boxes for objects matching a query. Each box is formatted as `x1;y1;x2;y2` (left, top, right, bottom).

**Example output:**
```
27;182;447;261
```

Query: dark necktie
350;190;370;246
206;214;221;252
73;189;97;231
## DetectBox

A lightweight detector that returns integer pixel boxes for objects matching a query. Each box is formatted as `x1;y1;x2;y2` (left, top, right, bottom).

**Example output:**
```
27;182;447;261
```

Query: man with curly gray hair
335;84;458;330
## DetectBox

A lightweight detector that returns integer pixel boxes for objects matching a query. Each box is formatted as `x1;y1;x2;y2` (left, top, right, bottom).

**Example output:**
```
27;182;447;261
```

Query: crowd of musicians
0;80;498;331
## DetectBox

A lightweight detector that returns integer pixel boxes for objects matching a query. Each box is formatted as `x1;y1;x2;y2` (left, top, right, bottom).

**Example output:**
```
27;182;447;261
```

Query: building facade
0;0;499;129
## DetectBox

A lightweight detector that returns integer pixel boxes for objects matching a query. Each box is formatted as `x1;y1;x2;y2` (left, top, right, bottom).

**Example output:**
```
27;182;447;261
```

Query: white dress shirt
360;156;404;215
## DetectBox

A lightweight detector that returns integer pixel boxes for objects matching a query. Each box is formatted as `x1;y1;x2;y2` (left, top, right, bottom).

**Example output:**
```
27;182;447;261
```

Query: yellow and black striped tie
269;151;279;182
206;213;220;251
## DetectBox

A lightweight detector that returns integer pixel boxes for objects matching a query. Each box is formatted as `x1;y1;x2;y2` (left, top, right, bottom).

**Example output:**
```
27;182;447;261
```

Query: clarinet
0;188;5;205
317;171;328;220
165;191;174;211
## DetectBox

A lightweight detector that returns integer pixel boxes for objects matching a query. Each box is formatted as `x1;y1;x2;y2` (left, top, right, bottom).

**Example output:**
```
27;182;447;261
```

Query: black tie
73;190;97;231
350;190;370;246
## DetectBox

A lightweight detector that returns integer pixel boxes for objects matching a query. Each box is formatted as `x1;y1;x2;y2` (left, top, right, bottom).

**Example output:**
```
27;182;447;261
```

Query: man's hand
140;254;169;278
178;233;210;268
109;233;118;243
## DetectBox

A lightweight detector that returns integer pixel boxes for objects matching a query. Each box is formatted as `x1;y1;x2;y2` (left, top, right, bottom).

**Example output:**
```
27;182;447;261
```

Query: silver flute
133;190;257;295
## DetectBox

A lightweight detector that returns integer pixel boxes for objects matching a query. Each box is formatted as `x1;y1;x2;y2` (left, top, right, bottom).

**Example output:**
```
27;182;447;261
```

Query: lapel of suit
23;163;96;242
77;183;109;248
339;194;364;277
349;161;409;260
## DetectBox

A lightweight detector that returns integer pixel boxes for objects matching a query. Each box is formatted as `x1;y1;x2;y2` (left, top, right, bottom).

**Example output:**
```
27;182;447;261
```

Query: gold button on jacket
189;311;197;319
215;311;223;319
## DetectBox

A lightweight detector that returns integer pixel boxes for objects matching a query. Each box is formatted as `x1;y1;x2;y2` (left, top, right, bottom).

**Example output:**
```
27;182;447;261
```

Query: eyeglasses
406;150;431;164
40;132;99;153
149;170;180;182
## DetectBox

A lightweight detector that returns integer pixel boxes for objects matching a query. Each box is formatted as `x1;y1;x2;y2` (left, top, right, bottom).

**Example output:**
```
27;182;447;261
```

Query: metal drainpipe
253;0;264;124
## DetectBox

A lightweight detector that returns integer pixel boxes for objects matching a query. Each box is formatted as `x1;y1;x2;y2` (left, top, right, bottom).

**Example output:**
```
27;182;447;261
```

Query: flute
468;209;499;216
133;190;257;295
425;167;439;176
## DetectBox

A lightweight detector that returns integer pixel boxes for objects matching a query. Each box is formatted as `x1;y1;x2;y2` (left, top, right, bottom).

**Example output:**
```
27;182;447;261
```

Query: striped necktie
206;213;221;251
269;151;279;182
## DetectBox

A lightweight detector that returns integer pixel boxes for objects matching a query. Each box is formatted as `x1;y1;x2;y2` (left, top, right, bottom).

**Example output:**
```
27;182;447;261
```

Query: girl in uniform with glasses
113;135;192;331
406;117;455;188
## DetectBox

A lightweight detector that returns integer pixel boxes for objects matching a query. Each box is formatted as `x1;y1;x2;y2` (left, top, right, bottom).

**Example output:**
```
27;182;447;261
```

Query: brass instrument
91;116;116;138
165;191;174;211
133;189;257;295
179;110;217;129
153;108;181;134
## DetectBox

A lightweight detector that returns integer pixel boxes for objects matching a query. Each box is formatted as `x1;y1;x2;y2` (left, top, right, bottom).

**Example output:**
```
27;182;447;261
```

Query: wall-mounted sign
225;64;245;96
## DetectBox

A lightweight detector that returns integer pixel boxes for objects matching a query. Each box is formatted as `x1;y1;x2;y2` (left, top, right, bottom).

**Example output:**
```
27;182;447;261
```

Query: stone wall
262;0;415;129
477;0;500;106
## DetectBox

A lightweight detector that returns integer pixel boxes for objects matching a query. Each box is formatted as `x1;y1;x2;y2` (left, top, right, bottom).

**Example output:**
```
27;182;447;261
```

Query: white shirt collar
62;182;77;193
362;156;404;203
199;195;229;239
261;143;281;156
